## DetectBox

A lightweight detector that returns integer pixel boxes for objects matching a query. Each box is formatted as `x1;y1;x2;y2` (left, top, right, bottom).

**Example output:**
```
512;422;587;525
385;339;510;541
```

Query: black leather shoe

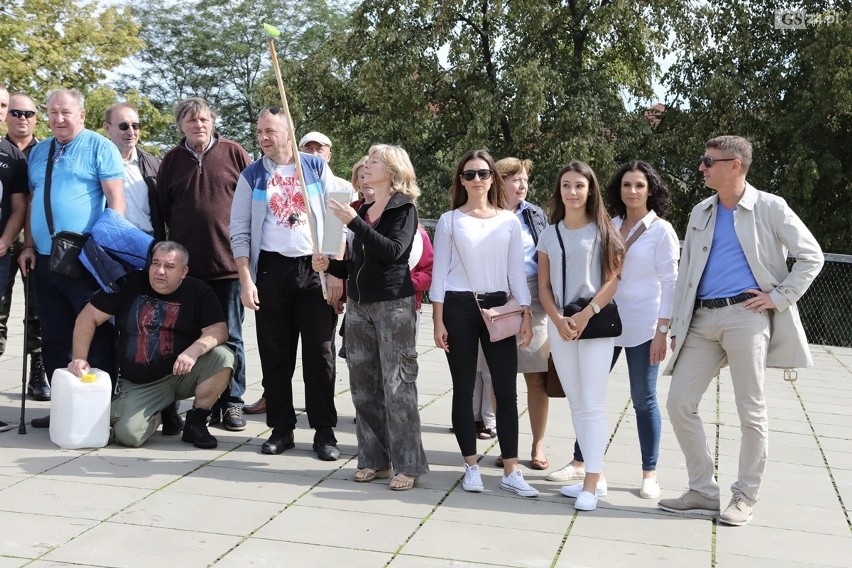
222;406;246;431
313;428;340;461
27;355;51;401
31;415;50;428
160;401;184;436
261;428;295;455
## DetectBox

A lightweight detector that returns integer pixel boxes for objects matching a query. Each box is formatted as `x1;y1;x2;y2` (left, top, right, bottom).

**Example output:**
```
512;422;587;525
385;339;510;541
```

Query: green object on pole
263;23;280;38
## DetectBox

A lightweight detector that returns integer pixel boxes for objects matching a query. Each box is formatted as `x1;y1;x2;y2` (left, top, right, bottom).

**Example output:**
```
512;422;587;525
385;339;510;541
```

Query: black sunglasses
115;122;141;131
461;169;492;181
9;109;36;119
699;155;735;168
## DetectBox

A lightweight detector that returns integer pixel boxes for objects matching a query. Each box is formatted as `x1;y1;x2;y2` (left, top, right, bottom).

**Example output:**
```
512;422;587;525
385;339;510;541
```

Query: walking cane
18;260;30;435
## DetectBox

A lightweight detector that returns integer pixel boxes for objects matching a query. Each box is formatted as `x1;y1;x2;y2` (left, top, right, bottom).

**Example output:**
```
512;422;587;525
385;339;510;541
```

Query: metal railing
418;219;851;347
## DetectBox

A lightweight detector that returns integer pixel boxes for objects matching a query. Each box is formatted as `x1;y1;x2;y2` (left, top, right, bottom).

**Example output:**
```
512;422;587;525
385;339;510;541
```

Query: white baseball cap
298;131;332;148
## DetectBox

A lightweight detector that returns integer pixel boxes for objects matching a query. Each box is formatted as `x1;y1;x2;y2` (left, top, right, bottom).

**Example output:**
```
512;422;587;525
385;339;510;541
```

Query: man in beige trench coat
658;135;823;526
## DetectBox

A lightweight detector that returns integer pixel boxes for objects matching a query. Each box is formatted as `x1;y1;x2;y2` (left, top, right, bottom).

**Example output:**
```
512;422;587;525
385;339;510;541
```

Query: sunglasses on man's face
9;109;36;119
461;169;492;181
698;155;735;168
114;122;141;131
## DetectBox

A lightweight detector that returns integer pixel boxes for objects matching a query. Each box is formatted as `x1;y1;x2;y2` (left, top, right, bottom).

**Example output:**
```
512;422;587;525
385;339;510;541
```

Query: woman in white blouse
562;162;679;499
537;160;624;512
431;149;538;498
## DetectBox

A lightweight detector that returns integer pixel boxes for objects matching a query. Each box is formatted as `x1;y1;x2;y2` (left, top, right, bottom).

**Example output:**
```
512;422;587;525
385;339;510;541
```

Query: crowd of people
0;83;824;525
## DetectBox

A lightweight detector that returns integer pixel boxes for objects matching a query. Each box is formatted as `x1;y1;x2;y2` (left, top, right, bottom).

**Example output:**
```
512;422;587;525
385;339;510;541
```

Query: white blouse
613;212;680;347
429;209;531;306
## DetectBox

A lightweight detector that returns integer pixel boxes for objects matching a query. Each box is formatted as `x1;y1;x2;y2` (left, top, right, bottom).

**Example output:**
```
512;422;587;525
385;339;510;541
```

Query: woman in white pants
536;160;624;511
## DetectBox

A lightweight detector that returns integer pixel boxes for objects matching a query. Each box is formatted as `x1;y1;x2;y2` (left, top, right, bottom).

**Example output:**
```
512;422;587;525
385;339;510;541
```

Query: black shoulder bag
555;223;621;339
44;140;89;278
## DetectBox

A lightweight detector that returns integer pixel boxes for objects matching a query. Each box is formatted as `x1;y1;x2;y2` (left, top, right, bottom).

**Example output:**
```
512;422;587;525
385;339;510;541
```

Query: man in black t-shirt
68;241;235;448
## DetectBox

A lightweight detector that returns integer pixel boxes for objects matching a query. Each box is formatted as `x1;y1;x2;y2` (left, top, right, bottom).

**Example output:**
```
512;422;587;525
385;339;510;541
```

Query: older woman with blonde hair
313;144;428;491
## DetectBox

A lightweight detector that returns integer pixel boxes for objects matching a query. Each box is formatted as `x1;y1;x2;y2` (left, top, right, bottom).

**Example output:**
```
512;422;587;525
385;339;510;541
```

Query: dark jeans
0;234;42;356
255;252;337;431
205;278;246;407
443;292;519;459
34;254;115;384
572;339;661;470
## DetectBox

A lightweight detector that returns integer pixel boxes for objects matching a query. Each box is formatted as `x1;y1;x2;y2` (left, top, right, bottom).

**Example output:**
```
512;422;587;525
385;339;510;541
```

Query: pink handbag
479;298;524;342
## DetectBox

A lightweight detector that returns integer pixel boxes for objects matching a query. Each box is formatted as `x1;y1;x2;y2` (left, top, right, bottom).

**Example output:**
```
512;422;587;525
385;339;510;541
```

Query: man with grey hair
68;240;234;448
20;88;126;428
157;97;251;431
659;135;824;526
1;91;46;401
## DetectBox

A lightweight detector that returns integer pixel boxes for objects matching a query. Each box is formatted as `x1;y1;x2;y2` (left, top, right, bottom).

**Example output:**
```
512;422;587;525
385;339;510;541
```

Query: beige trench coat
664;184;824;375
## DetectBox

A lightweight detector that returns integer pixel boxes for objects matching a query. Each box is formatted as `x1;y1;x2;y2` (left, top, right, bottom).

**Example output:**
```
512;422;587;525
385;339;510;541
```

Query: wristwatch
657;324;669;334
590;301;601;314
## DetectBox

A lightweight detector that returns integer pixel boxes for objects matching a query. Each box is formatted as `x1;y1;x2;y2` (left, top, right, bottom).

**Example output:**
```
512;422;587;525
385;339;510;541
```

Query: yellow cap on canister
81;373;97;383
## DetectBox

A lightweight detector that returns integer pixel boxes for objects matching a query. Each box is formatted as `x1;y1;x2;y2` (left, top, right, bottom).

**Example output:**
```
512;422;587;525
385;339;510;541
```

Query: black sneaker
160;401;184;436
313;428;340;461
222;406;246;431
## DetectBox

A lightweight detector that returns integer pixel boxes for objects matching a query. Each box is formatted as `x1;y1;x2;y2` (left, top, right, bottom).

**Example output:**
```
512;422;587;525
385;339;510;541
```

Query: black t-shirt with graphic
91;271;225;384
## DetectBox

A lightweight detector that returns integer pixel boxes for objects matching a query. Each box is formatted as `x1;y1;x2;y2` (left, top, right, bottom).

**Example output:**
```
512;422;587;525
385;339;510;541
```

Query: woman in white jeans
536;160;624;511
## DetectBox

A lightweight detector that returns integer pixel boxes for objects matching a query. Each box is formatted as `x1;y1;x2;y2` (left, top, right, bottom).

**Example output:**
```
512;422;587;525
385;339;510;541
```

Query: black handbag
44;140;89;278
554;222;622;340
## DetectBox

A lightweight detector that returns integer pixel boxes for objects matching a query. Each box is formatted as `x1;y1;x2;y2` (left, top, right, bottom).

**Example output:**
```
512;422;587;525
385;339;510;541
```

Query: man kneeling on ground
68;240;235;448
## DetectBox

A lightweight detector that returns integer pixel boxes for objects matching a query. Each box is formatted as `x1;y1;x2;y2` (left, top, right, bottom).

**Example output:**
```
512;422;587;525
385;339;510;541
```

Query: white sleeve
507;217;531;305
428;213;452;303
656;221;680;319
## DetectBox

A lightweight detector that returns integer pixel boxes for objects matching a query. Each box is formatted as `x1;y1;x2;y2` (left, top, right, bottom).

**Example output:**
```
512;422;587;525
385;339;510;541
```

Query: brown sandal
354;468;392;482
389;473;418;491
530;456;549;470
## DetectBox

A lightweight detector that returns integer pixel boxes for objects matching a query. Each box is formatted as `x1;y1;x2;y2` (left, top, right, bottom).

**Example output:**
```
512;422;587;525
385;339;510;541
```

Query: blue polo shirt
27;130;123;254
697;202;759;299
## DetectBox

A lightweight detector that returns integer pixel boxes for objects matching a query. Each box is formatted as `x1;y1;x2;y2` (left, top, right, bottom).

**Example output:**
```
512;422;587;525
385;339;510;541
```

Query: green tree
0;0;141;96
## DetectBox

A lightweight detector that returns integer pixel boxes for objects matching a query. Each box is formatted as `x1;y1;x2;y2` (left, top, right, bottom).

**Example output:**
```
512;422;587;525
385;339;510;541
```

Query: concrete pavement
1;297;850;567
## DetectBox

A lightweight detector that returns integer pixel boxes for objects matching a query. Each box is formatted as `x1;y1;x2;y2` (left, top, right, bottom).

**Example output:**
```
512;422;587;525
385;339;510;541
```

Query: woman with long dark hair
430;149;538;498
537;160;624;511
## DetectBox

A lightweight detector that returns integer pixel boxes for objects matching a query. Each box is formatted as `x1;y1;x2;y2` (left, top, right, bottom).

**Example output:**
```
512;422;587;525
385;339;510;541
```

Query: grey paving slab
0;296;849;567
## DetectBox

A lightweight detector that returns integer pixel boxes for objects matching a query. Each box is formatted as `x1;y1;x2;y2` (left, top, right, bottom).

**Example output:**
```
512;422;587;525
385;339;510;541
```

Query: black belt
445;290;508;308
695;292;753;310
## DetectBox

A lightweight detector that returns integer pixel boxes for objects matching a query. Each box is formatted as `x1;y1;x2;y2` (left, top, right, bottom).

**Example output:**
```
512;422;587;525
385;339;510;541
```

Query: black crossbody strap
43;139;57;237
554;223;567;310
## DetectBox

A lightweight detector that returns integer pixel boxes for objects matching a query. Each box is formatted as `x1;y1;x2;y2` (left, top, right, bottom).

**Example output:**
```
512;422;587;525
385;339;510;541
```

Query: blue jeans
573;339;661;471
34;255;115;383
205;278;246;407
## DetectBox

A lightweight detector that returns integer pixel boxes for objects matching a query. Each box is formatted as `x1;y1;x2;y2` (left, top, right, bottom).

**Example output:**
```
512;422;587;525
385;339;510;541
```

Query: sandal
389;473;418;491
478;427;497;440
495;455;504;467
530;456;549;470
354;468;392;483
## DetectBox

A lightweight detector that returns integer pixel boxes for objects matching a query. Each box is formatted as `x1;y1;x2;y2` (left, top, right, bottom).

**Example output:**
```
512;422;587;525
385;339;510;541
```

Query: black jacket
521;201;547;246
137;148;166;241
327;193;417;304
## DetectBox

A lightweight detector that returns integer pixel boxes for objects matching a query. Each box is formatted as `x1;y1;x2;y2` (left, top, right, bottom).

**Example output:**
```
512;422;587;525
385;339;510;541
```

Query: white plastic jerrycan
49;368;112;449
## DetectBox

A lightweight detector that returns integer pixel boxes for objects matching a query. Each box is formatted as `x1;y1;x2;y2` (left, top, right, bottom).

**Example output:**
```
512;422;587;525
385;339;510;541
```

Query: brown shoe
243;397;266;414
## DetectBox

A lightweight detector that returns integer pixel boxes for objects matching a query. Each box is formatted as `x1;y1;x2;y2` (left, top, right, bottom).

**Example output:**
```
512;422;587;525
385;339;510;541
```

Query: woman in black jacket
312;144;428;491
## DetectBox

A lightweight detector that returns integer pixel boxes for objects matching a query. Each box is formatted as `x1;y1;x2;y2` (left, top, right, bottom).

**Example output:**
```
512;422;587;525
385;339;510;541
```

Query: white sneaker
500;470;539;497
575;490;598;511
560;479;608;498
639;478;660;499
546;463;585;482
462;463;484;492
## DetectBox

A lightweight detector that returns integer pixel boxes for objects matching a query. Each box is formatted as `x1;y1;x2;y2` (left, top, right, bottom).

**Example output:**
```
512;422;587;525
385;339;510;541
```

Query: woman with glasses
537;160;624;511
313;144;428;491
430;149;538;498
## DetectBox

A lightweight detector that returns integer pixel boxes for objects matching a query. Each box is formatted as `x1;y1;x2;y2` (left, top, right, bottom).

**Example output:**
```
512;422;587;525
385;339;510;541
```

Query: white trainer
500;470;539;497
546;463;585;482
575;490;598;511
639;478;660;499
560;479;608;498
462;463;484;492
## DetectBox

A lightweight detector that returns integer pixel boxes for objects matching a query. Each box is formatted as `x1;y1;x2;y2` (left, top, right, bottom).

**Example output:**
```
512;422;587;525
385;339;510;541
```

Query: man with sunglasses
103;103;165;239
660;135;823;526
1;92;48;401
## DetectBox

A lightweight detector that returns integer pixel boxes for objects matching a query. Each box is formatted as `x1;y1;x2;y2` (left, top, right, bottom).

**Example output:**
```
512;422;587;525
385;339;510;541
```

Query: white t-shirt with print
260;163;314;257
